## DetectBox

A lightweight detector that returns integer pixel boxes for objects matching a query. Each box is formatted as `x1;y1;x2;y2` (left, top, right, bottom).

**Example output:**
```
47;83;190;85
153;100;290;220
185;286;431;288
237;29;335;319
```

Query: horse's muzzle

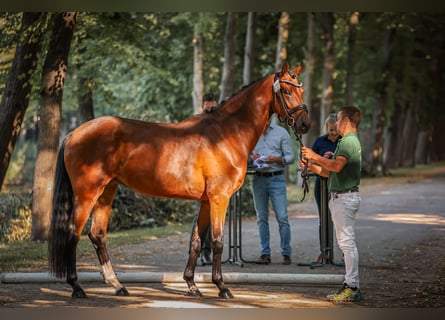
295;114;311;134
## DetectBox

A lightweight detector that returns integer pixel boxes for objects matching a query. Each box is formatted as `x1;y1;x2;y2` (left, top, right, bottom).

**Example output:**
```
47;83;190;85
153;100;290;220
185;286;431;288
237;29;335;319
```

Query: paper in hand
253;155;270;169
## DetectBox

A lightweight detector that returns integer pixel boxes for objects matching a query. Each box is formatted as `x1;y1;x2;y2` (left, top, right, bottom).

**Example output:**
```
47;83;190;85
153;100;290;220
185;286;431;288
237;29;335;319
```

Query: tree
345;12;359;106
370;26;395;175
220;12;238;102
275;12;289;70
31;12;78;241
76;36;94;124
243;12;256;86
319;12;335;136
191;14;204;114
0;13;46;191
302;12;317;145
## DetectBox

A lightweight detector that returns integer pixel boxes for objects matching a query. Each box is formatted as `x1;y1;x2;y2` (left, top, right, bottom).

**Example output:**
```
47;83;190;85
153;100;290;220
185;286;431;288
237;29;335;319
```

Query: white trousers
329;192;361;288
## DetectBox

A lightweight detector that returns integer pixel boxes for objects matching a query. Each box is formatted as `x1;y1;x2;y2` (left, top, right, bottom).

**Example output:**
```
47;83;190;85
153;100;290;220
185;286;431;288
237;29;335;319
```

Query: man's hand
301;146;317;161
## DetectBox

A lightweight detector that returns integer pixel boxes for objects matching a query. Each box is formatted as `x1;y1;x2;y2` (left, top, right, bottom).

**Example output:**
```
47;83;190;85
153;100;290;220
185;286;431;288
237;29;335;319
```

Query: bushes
108;186;196;231
109;182;256;232
0;192;32;242
0;180;256;243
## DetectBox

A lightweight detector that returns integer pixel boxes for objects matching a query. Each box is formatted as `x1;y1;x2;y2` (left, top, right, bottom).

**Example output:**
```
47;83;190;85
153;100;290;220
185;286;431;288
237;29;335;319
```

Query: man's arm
301;146;348;174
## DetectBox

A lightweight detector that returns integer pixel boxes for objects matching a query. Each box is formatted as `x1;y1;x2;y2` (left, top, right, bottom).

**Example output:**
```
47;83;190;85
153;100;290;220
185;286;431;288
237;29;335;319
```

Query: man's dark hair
339;106;361;128
202;93;216;103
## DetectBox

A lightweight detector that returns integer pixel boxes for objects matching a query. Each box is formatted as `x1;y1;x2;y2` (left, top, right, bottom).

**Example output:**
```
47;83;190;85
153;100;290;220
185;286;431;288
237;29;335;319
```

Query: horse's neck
221;77;273;153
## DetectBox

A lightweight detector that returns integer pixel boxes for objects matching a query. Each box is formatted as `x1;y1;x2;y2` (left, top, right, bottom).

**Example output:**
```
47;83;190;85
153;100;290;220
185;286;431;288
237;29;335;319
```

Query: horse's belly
118;171;204;201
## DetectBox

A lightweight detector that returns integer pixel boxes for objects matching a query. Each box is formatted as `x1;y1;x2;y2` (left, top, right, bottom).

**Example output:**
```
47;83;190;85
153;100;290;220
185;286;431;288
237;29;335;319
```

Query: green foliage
108;180;256;232
0;192;32;242
108;186;196;231
5;139;37;189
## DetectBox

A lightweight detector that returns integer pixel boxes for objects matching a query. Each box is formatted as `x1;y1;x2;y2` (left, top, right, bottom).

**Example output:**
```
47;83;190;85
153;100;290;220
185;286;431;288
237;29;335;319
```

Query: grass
0;223;190;273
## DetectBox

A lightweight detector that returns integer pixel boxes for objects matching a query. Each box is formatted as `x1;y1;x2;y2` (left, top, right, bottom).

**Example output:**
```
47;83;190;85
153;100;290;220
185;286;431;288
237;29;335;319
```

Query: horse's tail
48;133;74;278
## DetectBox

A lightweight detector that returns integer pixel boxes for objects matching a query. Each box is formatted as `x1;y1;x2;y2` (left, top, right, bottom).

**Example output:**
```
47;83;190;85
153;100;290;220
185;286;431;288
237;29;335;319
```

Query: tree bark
76;35;94;125
415;130;432;165
275;12;289;70
345;12;359;106
0;12;46;191
31;12;78;241
370;27;395;175
243;12;256;86
77;77;94;124
192;24;204;114
220;12;238;102
319;13;335;136
302;12;316;146
400;91;421;168
384;101;403;169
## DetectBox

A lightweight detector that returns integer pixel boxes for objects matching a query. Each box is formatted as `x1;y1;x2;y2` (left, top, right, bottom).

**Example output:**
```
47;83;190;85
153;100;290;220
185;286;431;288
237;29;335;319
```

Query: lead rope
294;131;310;202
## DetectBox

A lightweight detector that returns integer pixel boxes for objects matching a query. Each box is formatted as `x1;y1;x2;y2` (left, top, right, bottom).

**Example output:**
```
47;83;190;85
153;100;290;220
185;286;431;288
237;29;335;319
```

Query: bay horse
48;62;311;299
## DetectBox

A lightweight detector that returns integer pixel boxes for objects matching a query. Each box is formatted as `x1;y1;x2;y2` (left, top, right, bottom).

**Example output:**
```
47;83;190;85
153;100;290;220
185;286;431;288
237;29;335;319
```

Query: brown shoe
255;254;271;265
282;255;291;265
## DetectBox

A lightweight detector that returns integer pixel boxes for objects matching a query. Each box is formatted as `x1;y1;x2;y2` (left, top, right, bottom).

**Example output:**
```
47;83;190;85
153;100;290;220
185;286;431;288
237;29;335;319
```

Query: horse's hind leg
183;200;210;297
66;204;92;298
88;183;129;296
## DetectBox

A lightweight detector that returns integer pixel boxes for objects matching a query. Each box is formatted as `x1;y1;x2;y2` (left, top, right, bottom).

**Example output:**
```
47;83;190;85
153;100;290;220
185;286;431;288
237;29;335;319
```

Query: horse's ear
281;61;290;75
292;64;303;75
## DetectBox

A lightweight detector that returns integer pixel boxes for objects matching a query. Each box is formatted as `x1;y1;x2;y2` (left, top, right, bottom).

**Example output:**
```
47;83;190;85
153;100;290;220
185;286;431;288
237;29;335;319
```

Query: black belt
255;170;284;177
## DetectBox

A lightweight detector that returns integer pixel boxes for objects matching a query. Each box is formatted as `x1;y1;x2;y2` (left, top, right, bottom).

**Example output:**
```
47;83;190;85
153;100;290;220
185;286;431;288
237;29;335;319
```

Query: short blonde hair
324;114;337;133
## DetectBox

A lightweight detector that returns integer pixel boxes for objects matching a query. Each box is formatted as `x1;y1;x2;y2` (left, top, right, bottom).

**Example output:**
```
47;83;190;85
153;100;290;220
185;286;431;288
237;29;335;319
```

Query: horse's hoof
72;288;87;298
218;288;234;299
185;288;202;297
115;287;130;296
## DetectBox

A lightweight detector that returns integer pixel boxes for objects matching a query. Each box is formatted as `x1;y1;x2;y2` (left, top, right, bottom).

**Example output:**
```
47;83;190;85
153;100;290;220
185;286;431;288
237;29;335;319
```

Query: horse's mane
205;71;274;113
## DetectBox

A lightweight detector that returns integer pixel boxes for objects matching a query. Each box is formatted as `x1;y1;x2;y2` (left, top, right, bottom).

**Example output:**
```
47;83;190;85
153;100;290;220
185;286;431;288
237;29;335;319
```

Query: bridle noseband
273;71;308;135
273;70;310;201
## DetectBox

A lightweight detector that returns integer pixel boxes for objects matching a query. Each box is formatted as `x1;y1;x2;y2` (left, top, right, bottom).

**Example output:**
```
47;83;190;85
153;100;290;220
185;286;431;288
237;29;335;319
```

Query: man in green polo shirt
300;106;362;302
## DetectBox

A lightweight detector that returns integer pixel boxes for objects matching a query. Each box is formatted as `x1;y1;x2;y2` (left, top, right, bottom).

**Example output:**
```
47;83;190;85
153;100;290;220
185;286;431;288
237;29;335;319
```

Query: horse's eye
283;89;291;95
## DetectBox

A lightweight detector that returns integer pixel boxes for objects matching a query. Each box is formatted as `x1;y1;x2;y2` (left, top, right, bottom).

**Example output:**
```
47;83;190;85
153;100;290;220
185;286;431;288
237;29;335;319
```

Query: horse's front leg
211;198;234;299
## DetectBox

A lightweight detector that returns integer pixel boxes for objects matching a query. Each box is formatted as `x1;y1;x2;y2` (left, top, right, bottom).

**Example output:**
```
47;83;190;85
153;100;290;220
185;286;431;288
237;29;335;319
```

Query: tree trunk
400;91;421;168
0;12;46;191
345;12;359;106
429;34;445;162
370;27;395;176
243;12;256;86
220;12;238;102
31;12;78;241
76;35;94;125
275;12;289;70
319;13;335;136
192;24;204;114
78;77;94;124
384;101;404;169
415;130;432;165
302;12;316;146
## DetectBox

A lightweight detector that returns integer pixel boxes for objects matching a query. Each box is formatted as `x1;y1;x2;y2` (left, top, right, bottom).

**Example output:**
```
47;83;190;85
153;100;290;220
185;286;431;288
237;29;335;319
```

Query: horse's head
272;62;311;135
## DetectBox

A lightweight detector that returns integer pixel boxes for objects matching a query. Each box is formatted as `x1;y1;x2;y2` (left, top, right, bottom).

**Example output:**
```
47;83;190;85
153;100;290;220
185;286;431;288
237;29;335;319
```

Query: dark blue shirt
312;134;340;158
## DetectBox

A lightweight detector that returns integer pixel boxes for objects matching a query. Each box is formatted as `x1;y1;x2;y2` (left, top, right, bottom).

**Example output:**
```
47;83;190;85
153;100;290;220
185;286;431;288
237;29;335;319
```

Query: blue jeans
252;174;292;256
330;192;361;288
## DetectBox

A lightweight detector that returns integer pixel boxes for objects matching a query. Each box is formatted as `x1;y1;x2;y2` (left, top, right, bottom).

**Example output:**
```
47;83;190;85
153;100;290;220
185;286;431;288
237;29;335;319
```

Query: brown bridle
273;70;310;201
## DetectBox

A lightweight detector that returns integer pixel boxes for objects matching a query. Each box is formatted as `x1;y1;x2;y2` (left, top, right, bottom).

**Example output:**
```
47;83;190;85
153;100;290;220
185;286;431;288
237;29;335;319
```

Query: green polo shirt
328;132;361;193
